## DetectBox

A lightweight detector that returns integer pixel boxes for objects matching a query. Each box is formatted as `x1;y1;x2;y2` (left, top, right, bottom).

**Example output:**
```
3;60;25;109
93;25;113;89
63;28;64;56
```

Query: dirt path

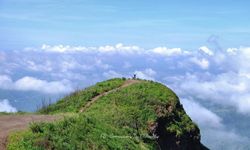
0;114;58;150
79;79;141;113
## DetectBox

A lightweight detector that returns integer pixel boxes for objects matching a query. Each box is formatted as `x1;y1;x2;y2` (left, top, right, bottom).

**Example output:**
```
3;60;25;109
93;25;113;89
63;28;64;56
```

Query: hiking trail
79;79;141;113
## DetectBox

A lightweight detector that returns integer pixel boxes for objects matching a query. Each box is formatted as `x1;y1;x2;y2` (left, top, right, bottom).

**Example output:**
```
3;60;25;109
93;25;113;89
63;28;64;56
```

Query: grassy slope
39;78;126;114
7;79;202;150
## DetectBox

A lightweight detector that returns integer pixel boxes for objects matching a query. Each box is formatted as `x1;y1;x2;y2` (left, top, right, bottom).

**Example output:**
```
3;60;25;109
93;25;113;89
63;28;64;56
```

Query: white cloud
0;99;17;112
134;68;156;80
234;94;250;114
178;73;241;100
14;76;73;94
239;47;250;58
150;47;182;56
51;72;86;81
26;60;53;72
98;43;142;54
94;58;111;69
10;45;250;115
103;70;123;79
175;71;250;114
0;75;73;94
227;48;238;55
181;98;223;128
199;46;214;56
27;44;191;57
190;57;209;69
144;68;156;76
0;75;14;89
60;60;81;72
41;44;89;53
98;45;115;52
38;43;142;55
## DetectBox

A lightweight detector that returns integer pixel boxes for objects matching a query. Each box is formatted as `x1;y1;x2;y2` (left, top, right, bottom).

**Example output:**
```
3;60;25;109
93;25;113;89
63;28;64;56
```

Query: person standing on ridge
133;74;136;79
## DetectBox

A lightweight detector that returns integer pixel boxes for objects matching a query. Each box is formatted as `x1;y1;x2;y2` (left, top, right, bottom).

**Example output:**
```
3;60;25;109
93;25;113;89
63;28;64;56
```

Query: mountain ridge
7;78;208;150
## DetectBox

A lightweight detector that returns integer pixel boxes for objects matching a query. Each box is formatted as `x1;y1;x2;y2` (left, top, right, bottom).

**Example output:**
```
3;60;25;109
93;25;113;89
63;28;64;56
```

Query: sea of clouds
1;43;250;149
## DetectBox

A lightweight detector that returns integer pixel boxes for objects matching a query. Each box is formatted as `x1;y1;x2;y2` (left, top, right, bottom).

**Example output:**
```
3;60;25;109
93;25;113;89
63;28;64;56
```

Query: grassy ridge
39;78;126;114
7;79;201;150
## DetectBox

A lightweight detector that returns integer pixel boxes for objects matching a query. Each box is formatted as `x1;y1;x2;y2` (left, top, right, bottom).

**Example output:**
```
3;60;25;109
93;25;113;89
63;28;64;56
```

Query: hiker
133;74;136;79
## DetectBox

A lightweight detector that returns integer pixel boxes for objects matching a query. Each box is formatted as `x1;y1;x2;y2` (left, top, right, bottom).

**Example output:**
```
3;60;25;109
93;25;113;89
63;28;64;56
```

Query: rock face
144;90;208;150
7;78;208;150
154;102;208;150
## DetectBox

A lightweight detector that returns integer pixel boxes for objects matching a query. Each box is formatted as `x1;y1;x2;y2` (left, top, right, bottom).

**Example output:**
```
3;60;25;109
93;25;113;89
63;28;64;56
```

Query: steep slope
7;78;208;150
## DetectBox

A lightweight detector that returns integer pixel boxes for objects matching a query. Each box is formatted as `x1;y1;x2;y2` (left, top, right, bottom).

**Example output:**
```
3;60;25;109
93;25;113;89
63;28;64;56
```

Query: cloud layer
1;43;250;149
27;44;186;56
0;75;73;94
3;44;250;113
181;98;222;128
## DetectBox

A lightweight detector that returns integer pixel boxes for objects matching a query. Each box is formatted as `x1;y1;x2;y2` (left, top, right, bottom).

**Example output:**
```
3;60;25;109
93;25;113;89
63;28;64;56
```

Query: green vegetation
39;78;126;114
7;78;206;150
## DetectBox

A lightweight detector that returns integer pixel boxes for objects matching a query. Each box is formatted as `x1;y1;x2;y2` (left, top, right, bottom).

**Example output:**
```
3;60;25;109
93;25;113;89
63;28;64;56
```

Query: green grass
7;130;41;150
39;78;126;114
7;78;200;150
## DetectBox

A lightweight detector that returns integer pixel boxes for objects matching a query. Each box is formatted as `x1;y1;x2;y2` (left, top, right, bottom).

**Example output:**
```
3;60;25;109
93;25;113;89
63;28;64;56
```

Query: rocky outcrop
151;100;209;150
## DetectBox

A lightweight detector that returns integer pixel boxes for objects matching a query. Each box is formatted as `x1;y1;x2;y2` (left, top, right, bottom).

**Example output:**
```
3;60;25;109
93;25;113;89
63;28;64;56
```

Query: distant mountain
7;78;208;150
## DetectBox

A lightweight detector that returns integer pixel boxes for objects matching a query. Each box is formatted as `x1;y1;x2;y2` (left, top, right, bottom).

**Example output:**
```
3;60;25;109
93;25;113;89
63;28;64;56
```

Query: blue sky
1;0;250;50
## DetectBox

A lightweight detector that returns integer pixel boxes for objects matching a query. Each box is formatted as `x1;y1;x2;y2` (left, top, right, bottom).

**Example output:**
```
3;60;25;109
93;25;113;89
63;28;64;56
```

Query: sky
1;0;250;50
1;1;250;149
